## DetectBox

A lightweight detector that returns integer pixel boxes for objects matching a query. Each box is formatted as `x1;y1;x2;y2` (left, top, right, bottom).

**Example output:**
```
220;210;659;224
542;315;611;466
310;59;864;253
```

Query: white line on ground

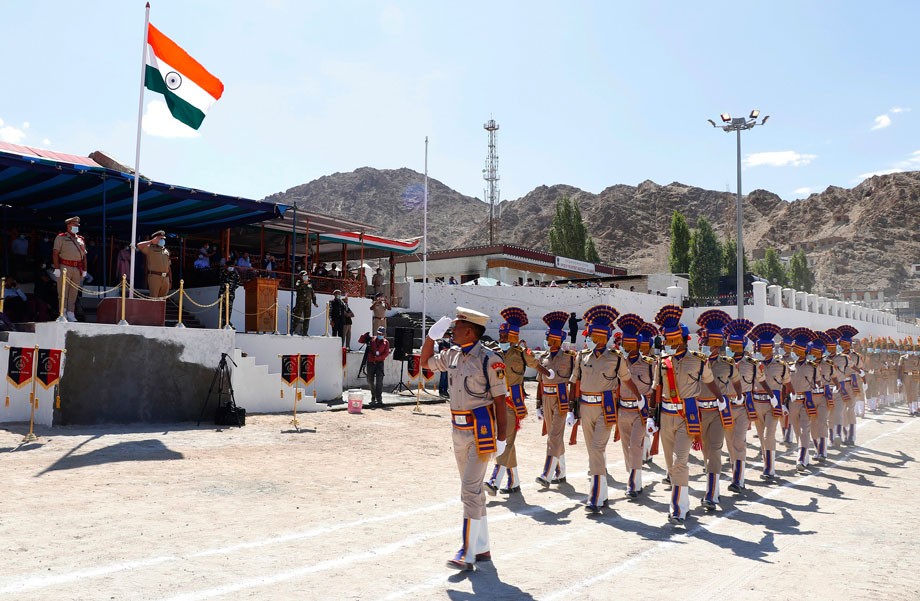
540;415;916;601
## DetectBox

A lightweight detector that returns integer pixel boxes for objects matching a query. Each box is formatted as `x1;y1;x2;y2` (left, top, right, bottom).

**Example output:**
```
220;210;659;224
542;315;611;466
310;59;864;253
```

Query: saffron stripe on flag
147;24;224;100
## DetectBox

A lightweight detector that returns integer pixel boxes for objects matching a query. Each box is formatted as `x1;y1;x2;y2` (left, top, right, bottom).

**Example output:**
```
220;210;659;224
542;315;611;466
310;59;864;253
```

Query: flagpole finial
146;2;150;7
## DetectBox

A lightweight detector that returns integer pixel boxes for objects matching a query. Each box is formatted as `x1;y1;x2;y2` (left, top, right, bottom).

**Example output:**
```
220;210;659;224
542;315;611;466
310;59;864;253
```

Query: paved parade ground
2;384;919;601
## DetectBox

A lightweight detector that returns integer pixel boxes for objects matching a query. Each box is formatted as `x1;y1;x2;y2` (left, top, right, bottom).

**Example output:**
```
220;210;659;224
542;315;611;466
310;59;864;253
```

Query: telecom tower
483;119;500;245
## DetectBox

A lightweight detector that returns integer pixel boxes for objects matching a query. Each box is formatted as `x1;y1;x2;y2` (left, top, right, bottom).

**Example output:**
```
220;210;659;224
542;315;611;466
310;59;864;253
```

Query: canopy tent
0;143;283;233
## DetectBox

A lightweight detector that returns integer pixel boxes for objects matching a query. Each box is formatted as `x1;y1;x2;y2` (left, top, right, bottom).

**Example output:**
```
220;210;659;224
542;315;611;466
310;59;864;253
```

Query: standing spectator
448;276;458;285
370;292;390;332
313;262;329;278
218;264;241;325
11;233;29;279
237;252;252;269
372;268;385;296
342;296;355;349
37;234;53;265
117;243;133;283
263;253;277;278
366;327;391;407
199;242;216;263
292;271;318;336
329;289;347;345
567;311;581;344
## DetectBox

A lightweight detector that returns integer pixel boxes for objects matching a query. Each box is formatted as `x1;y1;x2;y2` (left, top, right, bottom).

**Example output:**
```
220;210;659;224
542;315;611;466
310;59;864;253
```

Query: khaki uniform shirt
709;355;741;398
140;245;171;273
53;233;87;264
659;350;714;400
503;345;539;387
734;354;760;394
537;350;576;387
570;348;632;393
841;350;863;378
371;301;388;320
427;342;506;412
789;359;817;394
625;353;658;398
760;357;791;391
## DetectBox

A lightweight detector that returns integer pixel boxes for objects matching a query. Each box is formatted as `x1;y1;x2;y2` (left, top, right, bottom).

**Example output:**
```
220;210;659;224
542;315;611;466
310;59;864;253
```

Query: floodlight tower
483;119;500;245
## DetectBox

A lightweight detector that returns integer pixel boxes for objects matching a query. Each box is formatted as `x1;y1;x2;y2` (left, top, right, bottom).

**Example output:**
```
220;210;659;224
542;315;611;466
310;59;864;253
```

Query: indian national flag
145;24;224;130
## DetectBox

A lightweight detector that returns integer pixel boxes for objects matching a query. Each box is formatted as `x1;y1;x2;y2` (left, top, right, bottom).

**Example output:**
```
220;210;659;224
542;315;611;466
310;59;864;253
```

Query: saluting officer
724;318;757;492
748;323;790;482
137;230;172;298
570;305;641;513
485;307;549;496
52;216;87;322
421;307;507;572
535;311;577;488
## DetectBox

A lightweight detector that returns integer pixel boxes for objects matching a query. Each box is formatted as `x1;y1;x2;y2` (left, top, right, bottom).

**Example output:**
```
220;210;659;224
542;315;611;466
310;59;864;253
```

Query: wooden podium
244;278;279;333
96;298;166;326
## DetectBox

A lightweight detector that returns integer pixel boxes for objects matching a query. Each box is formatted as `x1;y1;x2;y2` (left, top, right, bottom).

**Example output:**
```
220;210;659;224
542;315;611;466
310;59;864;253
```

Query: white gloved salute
495;439;507;457
427;316;453;341
546;368;556;380
565;412;576;426
53;268;61;279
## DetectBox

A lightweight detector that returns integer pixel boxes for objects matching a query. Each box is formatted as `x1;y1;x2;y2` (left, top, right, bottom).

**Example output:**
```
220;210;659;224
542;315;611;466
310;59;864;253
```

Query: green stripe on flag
144;65;207;130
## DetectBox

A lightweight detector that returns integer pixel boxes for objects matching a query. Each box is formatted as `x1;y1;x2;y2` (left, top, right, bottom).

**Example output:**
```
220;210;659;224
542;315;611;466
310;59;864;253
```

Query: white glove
53;268;61;279
546;368;556;380
536;408;544;420
565;412;576;426
782;406;789;417
718;397;728;412
495;439;507;456
861;382;868;393
769;395;779;409
638;396;647;410
427;316;452;341
645;417;658;434
82;271;88;279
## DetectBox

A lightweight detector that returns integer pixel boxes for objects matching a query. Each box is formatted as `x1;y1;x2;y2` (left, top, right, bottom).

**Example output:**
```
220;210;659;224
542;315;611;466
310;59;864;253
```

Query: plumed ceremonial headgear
500;307;529;341
779;328;794;347
696;309;732;347
638;322;658;351
724;318;754;349
813;330;834;353
838;325;859;343
654;304;687;345
748;322;781;351
825;328;841;351
584;305;620;342
789;327;817;355
542;311;569;342
617;313;645;346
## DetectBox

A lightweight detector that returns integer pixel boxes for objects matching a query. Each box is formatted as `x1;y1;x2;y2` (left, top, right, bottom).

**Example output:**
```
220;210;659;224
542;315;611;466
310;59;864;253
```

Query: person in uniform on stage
695;310;742;510
654;305;722;525
137;230;172;298
724;318;757;492
292;271;319;336
747;323;790;482
535;311;577;488
51;216;87;322
485;307;549;496
616;313;658;498
838;325;864;445
421;307;507;572
570;305;641;513
787;328;819;472
370;293;390;333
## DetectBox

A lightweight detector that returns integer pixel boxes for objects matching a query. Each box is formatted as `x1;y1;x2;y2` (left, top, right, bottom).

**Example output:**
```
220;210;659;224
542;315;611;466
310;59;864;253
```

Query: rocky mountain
266;168;920;295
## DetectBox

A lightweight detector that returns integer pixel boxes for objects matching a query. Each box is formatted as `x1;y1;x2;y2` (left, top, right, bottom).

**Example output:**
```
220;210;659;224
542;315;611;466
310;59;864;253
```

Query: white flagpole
128;2;151;298
422;137;428;342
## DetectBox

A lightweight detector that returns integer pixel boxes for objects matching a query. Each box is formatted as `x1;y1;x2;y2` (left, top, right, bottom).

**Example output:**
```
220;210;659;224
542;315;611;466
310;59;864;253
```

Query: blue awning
0;145;285;232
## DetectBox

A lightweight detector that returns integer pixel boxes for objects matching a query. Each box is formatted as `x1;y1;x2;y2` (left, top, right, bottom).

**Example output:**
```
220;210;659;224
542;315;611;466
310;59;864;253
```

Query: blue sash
771;389;784;418
553;383;570;413
744;391;757;421
683;397;701;437
602;390;617;426
508;384;527;419
804;390;817;417
471;405;497;455
719;396;734;429
825;385;835;408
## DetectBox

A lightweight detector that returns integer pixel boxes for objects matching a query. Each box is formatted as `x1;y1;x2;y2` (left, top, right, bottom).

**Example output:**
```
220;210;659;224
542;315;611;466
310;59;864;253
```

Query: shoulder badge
720;356;736;366
690;350;708;360
641;355;657;365
491;361;506;380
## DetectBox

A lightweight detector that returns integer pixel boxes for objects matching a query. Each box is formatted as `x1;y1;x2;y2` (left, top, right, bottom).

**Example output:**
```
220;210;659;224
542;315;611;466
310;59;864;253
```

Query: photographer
366;327;390;407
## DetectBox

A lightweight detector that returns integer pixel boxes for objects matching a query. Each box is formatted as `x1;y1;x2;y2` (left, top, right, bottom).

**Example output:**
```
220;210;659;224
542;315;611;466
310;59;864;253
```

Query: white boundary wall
402;281;919;346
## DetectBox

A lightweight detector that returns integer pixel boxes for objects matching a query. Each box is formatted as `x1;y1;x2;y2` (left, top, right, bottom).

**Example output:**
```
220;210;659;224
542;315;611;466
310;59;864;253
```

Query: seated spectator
3;278;29;322
263;254;278;277
194;253;210;269
313;262;329;278
199;243;216;260
237;252;252;269
448;276;458;285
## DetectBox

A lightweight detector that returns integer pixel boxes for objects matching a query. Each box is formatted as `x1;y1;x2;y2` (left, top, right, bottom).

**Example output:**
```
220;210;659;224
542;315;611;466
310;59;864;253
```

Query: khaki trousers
617;407;645;471
699;408;725;474
789;400;811;449
660;412;690;487
147;273;170;298
754;401;779;454
452;427;489;520
373;317;386;332
544;392;566;457
727;404;749;465
810;393;829;441
580;402;611;477
57;267;82;312
494;403;519;468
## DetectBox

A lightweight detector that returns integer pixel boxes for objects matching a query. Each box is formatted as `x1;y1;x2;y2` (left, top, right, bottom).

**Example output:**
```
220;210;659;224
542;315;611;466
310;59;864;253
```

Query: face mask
498;342;511;351
376;335;383;340
157;239;166;247
70;226;79;234
334;295;341;300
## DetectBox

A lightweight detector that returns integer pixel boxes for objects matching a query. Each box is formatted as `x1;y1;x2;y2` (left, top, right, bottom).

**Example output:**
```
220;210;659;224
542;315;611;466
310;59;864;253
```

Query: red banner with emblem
422;364;434;381
408;354;421;380
281;354;300;385
36;348;63;389
299;354;316;386
6;346;34;389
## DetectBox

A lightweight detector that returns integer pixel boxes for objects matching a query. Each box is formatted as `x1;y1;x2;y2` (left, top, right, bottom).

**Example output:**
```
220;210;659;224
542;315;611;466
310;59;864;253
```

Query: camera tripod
198;352;243;427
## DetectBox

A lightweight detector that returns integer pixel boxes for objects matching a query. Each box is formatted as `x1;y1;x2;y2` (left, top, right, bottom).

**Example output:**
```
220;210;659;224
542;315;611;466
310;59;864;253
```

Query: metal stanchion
176;279;186;328
0;277;6;314
56;269;68;322
117;274;129;326
273;299;280;335
23;345;39;443
223;284;233;330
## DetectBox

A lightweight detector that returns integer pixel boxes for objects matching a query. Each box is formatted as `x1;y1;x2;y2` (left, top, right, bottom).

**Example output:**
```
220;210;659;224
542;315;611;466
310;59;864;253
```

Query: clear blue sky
3;1;918;203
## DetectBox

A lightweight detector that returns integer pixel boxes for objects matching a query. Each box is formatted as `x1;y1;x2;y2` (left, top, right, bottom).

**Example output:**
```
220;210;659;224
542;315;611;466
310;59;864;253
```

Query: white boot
669;485;690;522
502;467;520;492
586;474;603;511
537;456;558;486
555;455;567;481
474;516;490;561
448;518;481;570
704;472;720;505
66;311;77;322
627;468;643;494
